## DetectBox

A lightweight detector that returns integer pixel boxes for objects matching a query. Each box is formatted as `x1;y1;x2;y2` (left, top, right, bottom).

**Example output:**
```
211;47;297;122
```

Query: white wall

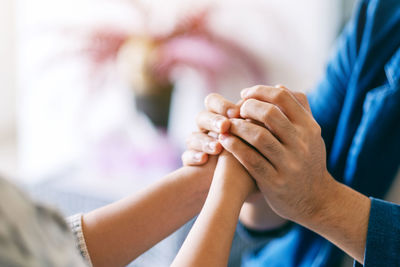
0;0;18;179
0;0;16;141
17;0;347;181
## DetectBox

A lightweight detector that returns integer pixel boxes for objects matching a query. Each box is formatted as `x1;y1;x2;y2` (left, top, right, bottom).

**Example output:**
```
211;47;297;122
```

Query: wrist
179;156;218;197
296;172;371;263
297;171;340;227
206;183;245;218
179;166;213;201
211;174;252;204
299;171;369;232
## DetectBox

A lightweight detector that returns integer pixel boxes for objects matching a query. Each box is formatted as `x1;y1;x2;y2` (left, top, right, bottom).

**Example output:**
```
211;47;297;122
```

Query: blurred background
0;0;356;266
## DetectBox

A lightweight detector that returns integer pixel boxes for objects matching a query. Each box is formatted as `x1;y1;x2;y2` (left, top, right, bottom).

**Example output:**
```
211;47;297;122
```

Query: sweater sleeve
354;198;400;267
66;214;93;267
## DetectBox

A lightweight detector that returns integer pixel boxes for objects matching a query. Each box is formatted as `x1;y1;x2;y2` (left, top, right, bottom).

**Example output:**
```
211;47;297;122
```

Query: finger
208;131;219;139
181;150;208;166
186;132;223;155
205;93;240;118
196;110;231;133
236;99;245;107
218;134;276;182
240;85;308;123
240;99;297;145
229;119;284;168
292;91;311;112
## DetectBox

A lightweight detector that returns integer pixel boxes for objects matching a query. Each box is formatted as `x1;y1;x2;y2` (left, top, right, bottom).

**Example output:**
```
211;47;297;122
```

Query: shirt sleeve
66;214;93;267
354;198;400;267
237;0;368;245
307;0;367;155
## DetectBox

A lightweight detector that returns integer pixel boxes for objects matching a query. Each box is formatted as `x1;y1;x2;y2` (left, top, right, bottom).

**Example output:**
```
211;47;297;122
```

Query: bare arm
82;158;217;267
299;175;370;264
219;85;369;264
182;93;286;231
172;151;256;267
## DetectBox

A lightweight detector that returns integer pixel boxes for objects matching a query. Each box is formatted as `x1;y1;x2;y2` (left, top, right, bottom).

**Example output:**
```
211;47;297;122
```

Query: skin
184;85;371;264
82;159;218;267
185;92;287;231
84;150;256;267
172;151;256;267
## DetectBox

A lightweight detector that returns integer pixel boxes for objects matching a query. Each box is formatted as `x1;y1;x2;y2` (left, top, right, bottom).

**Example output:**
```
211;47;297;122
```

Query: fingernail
241;89;249;99
219;134;229;143
208;131;219;139
207;141;218;152
227;108;238;118
214;118;225;131
194;152;204;162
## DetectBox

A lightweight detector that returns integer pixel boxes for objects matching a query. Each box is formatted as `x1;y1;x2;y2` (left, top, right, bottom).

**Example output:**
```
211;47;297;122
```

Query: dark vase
134;83;174;129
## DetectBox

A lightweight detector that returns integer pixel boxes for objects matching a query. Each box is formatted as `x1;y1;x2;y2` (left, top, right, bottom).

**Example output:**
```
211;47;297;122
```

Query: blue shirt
240;0;400;266
358;198;400;266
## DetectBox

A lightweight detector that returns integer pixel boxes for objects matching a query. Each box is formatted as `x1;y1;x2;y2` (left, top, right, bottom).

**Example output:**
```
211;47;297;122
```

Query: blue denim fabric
242;0;400;266
355;198;400;267
352;198;400;267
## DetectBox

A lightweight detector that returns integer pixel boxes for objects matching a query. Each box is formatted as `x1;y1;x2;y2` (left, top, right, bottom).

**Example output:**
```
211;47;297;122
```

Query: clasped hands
183;85;336;225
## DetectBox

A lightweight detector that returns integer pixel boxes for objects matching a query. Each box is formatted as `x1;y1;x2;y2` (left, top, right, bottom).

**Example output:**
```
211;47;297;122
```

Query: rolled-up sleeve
354;198;400;266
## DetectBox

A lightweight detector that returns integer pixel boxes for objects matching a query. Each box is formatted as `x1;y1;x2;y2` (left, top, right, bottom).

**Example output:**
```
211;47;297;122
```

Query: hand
181;90;307;166
171;150;256;267
182;93;240;166
218;85;333;224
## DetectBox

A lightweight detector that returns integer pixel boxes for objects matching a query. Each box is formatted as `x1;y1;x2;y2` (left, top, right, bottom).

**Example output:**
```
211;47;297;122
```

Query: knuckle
297;140;309;155
249;157;267;176
204;93;219;109
253;131;264;145
273;88;289;103
201;141;209;152
262;105;278;122
196;111;215;131
247;98;259;106
242;98;258;108
253;131;274;152
288;160;301;173
181;151;190;165
219;102;229;113
227;137;240;150
252;85;265;94
298;92;307;100
208;131;219;139
240;99;252;117
313;123;322;136
283;122;297;137
295;91;307;104
224;137;243;154
263;140;281;156
306;120;321;137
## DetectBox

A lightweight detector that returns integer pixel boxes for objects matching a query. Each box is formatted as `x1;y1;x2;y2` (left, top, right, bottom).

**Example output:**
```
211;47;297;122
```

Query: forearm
172;174;246;267
172;151;254;267
82;164;214;267
239;193;287;231
298;174;371;264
